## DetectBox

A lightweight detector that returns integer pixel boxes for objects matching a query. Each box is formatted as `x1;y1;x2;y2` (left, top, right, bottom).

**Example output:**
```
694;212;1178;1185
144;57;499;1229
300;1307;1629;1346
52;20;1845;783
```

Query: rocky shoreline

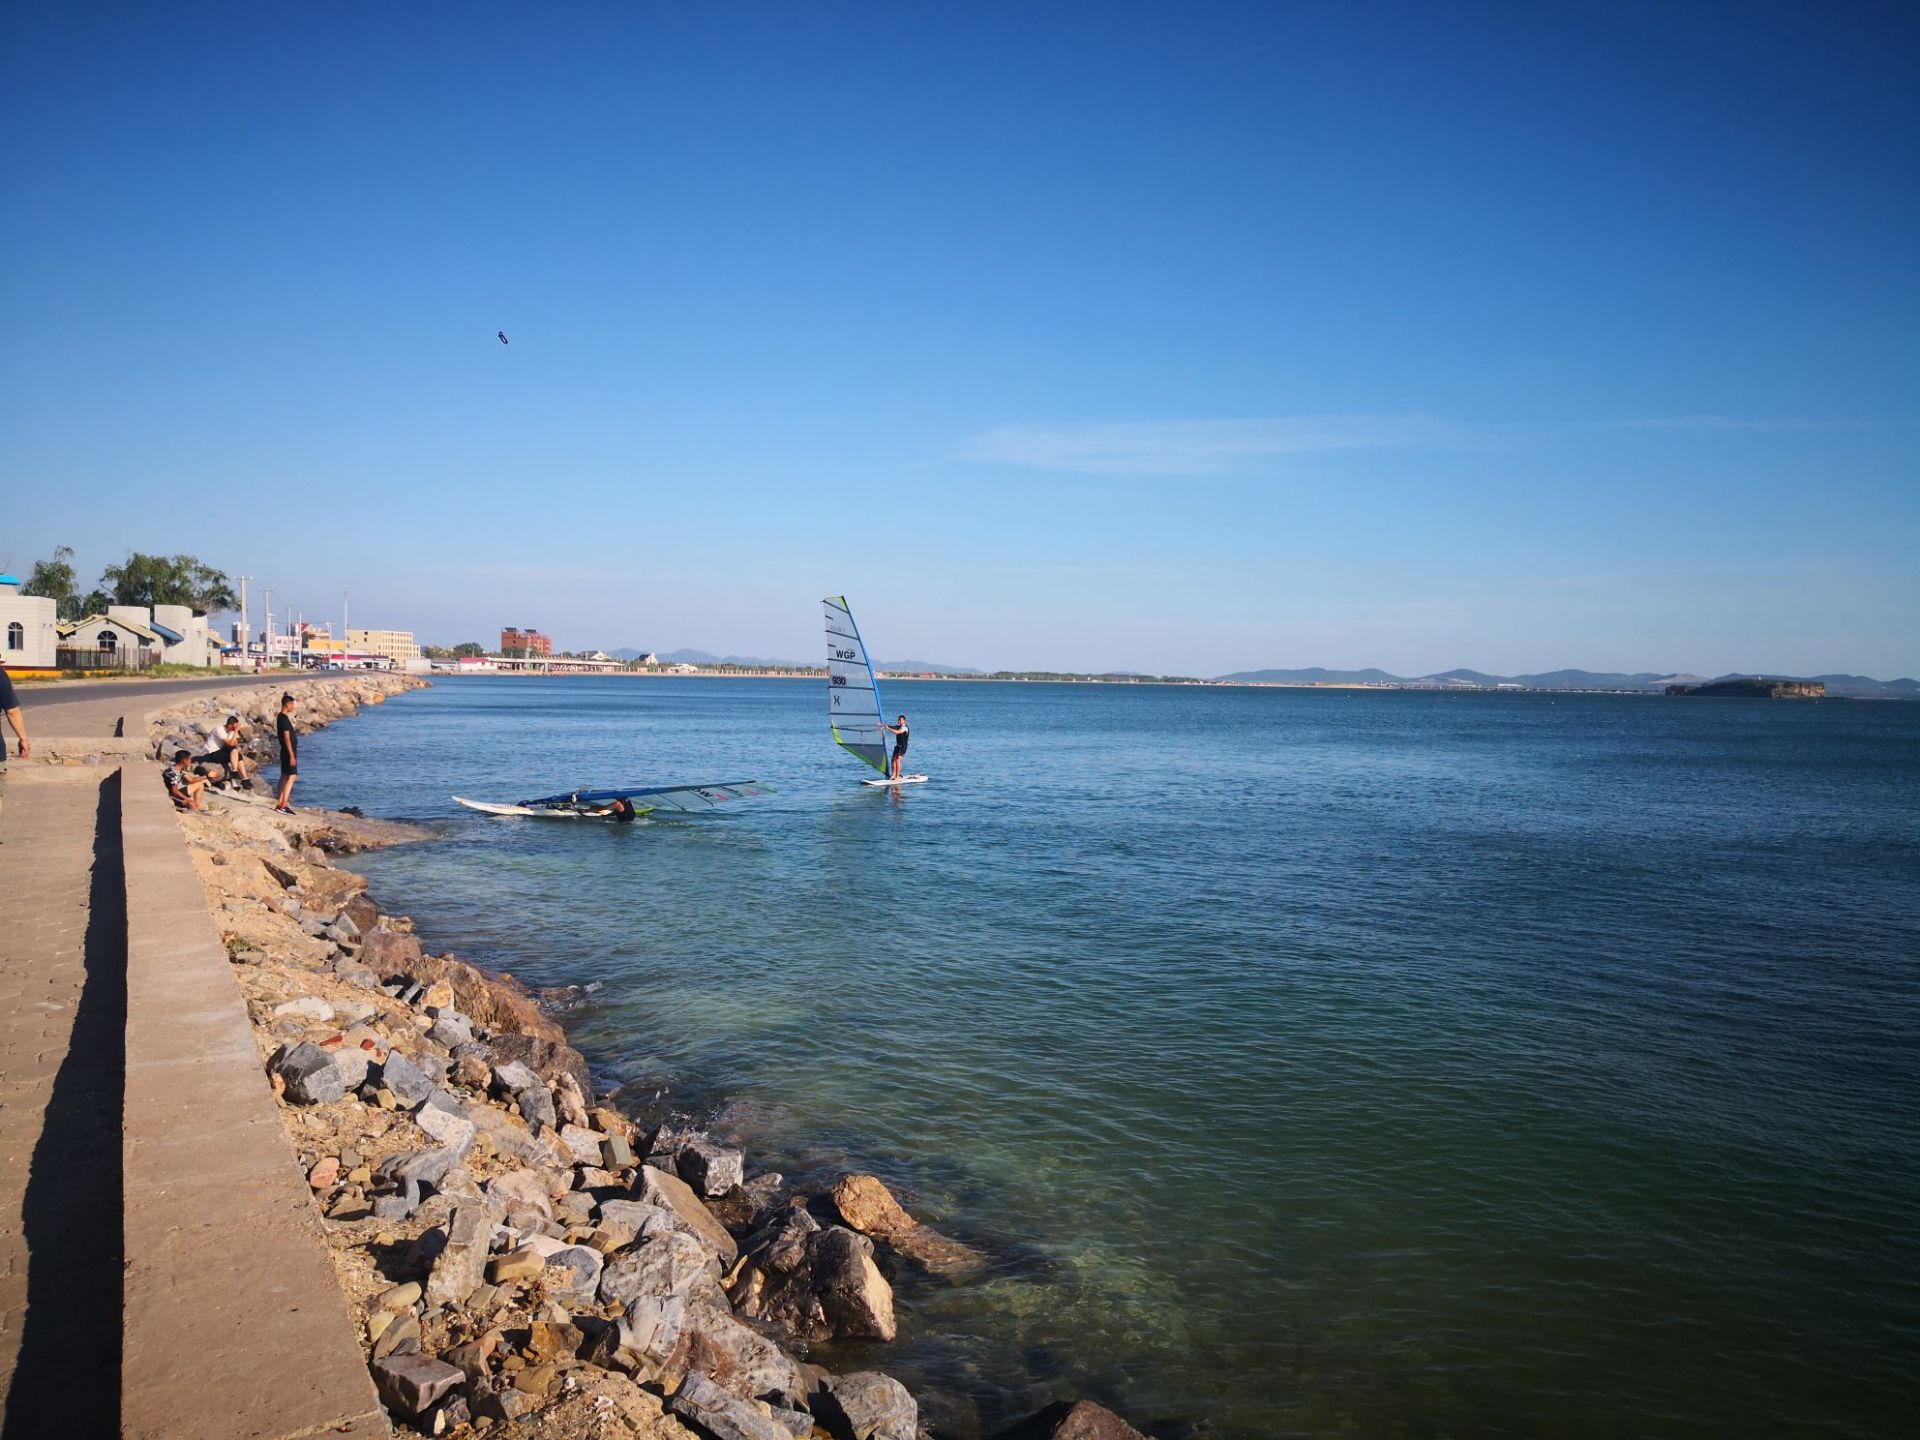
162;683;1149;1440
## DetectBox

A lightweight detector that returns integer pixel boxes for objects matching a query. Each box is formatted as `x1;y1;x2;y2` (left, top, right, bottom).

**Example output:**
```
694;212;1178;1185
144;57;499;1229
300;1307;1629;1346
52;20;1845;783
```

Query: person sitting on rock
197;713;254;790
163;749;207;811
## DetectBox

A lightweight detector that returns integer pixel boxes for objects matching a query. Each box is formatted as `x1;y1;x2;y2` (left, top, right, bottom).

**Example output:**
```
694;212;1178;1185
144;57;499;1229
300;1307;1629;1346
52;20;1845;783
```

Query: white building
60;613;165;667
0;575;60;670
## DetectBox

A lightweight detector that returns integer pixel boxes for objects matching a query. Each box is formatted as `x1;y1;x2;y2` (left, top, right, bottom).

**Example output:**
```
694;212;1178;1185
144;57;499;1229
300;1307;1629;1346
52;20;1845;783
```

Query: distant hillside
1215;666;1918;695
1215;667;1403;685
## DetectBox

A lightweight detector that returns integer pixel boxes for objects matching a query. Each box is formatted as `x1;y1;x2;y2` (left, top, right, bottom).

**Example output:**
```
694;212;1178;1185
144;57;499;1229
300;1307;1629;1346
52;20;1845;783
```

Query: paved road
7;673;291;741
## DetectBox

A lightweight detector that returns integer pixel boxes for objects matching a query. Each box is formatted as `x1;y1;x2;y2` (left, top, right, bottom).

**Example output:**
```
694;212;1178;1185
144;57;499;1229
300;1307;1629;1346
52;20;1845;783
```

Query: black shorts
893;742;908;760
280;756;297;776
201;747;233;768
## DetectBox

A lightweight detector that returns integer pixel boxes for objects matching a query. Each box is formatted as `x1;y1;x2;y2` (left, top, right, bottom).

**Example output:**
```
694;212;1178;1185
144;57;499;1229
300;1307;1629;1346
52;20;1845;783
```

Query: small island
1665;677;1826;698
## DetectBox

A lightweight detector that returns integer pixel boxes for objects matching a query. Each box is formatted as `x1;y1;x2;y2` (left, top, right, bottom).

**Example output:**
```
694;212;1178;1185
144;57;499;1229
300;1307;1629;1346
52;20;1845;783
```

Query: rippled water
298;678;1920;1439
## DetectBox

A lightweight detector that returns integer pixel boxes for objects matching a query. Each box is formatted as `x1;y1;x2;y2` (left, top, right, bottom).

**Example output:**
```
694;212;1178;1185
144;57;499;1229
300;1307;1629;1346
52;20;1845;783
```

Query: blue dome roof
0;574;20;586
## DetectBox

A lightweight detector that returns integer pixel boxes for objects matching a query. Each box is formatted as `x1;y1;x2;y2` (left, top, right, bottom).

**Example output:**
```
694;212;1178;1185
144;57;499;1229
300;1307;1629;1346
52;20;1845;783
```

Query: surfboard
861;774;929;787
453;779;771;819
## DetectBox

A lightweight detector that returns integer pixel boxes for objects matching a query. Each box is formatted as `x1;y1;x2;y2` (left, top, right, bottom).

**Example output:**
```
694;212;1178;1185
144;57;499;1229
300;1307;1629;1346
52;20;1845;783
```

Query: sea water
297;678;1920;1439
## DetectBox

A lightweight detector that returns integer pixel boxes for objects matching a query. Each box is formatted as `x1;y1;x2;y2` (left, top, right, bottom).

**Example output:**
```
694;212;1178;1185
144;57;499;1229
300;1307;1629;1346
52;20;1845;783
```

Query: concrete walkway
0;770;124;1437
12;673;292;741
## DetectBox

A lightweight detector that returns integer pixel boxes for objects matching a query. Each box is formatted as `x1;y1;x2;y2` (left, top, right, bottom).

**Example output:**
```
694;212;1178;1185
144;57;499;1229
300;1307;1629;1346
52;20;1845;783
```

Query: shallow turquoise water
300;678;1920;1439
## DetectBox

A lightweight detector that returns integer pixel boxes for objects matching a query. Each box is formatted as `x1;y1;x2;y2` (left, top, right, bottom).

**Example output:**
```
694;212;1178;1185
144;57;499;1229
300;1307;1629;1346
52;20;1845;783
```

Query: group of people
163;692;301;815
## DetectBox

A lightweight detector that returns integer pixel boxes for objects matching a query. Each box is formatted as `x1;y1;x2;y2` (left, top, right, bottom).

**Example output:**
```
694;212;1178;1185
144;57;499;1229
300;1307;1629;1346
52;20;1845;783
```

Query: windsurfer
879;714;910;780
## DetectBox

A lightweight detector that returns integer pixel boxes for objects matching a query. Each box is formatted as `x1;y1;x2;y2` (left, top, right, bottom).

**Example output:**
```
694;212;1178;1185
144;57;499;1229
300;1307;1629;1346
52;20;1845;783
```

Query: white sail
824;595;890;774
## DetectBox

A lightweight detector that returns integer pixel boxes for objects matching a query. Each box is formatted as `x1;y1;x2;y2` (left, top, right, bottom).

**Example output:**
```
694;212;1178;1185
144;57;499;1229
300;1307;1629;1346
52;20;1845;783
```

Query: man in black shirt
0;661;26;761
273;692;298;814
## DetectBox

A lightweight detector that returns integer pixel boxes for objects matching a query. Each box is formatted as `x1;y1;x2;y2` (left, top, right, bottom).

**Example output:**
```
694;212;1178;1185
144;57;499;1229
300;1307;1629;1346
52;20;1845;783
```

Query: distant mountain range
1214;667;1920;698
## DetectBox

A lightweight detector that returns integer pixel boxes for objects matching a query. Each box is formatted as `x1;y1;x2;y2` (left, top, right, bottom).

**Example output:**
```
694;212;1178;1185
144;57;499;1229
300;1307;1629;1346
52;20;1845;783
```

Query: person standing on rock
274;692;299;814
0;660;26;761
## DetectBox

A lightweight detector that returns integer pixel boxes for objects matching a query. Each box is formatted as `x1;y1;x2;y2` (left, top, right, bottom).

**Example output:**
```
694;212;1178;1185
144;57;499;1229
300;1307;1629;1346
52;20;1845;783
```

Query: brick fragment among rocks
370;1352;463;1420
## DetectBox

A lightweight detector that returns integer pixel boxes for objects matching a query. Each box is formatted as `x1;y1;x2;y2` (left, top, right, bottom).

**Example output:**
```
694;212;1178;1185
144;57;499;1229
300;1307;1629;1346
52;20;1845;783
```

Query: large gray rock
542;1244;604;1305
634;1163;740;1263
370;1352;463;1419
425;1205;492;1308
378;1051;436;1109
599;1230;723;1311
728;1209;896;1342
670;1373;793;1440
584;1295;688;1377
490;1060;541;1097
816;1373;917;1440
270;1042;346;1105
677;1138;745;1197
514;1082;558;1132
414;1104;476;1159
599;1232;806;1406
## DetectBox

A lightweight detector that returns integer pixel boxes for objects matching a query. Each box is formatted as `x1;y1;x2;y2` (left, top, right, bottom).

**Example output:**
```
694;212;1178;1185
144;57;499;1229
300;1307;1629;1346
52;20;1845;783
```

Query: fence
55;646;159;672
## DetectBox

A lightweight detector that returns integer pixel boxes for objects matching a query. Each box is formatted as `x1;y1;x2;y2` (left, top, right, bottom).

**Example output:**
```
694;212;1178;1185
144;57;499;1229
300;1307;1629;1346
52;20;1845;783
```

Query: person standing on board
273;692;299;814
878;714;910;780
0;660;27;762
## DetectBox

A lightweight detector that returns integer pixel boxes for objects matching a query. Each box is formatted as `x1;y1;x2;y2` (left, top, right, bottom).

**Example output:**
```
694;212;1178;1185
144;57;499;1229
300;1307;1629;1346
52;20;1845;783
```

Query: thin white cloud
966;415;1458;475
966;413;1824;475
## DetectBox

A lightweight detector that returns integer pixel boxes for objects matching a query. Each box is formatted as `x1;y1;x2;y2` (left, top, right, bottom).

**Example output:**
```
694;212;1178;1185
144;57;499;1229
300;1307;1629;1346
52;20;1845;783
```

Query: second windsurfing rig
453;780;773;818
825;595;928;787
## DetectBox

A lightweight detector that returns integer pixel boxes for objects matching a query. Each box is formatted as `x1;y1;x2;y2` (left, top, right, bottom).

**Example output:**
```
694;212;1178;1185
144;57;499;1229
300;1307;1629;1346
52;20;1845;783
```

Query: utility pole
263;589;273;665
343;590;350;650
237;575;251;656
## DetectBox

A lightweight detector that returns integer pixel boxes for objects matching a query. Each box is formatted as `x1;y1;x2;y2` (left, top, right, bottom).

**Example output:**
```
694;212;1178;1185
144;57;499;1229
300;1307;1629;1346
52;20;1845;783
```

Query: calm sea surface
298;678;1920;1440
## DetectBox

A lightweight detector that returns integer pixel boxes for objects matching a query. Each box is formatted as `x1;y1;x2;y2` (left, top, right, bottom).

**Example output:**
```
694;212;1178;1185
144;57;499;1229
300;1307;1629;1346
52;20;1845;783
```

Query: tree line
19;547;239;621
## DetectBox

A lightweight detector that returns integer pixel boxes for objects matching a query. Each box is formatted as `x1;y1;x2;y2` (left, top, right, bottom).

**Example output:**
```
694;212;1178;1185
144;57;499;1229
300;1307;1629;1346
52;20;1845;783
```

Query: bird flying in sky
497;330;509;345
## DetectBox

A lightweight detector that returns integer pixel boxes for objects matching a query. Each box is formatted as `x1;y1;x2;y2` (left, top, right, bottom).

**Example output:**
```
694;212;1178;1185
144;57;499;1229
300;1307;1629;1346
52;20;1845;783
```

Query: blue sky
3;2;1915;677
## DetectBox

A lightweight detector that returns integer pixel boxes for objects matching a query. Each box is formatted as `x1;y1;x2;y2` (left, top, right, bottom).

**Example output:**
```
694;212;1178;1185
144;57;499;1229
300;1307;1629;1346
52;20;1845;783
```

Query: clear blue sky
3;2;1915;677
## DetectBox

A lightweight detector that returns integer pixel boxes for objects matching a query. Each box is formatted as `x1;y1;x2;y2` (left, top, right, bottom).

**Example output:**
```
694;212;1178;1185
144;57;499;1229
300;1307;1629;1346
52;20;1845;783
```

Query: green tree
22;545;84;619
453;641;485;657
97;553;239;615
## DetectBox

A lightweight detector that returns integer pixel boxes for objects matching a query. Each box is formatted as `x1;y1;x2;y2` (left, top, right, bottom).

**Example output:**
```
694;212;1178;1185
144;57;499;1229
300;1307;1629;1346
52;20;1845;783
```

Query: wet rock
831;1173;989;1277
816;1373;917;1440
485;1030;593;1101
677;1139;745;1198
269;1042;346;1105
991;1400;1151;1440
633;1164;740;1264
426;1205;492;1308
729;1209;896;1342
370;1352;464;1420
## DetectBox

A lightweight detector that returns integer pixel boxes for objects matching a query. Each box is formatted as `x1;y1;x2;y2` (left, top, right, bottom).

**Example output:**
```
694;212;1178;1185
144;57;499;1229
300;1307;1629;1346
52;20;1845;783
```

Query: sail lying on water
824;595;890;773
517;780;772;813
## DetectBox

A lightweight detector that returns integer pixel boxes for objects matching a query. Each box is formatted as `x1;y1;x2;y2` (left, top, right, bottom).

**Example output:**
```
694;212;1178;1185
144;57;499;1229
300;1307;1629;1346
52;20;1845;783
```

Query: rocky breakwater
181;800;1150;1440
148;670;429;763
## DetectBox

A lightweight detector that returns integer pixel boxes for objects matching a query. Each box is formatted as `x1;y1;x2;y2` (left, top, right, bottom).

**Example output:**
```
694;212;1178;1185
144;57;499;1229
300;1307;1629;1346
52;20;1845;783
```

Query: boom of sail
824;595;890;774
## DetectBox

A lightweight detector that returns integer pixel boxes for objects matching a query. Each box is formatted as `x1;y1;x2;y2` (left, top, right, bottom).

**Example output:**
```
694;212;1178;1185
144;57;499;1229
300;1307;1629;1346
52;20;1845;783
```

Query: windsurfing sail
824;595;889;774
515;780;772;813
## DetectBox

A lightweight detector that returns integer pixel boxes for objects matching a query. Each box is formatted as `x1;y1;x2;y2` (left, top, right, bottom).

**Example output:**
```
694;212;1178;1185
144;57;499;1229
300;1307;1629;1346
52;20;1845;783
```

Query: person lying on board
580;796;641;823
163;750;208;811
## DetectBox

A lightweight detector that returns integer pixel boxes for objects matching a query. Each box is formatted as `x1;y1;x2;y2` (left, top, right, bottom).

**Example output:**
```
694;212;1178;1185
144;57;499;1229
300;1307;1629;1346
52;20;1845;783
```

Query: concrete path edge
119;772;390;1439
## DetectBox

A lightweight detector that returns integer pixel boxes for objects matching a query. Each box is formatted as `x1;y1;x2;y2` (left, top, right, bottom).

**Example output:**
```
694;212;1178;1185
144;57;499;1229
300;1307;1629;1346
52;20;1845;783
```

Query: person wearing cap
273;692;299;813
0;659;26;761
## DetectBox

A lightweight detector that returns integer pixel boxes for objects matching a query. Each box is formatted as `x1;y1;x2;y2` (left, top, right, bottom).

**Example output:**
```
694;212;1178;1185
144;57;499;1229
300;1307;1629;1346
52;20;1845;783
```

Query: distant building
348;627;422;664
501;627;552;658
60;613;165;669
0;574;59;670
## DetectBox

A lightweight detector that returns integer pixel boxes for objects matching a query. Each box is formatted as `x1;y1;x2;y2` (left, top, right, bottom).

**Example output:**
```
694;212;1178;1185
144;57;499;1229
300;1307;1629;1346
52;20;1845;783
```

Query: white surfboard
861;774;929;787
454;796;591;818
